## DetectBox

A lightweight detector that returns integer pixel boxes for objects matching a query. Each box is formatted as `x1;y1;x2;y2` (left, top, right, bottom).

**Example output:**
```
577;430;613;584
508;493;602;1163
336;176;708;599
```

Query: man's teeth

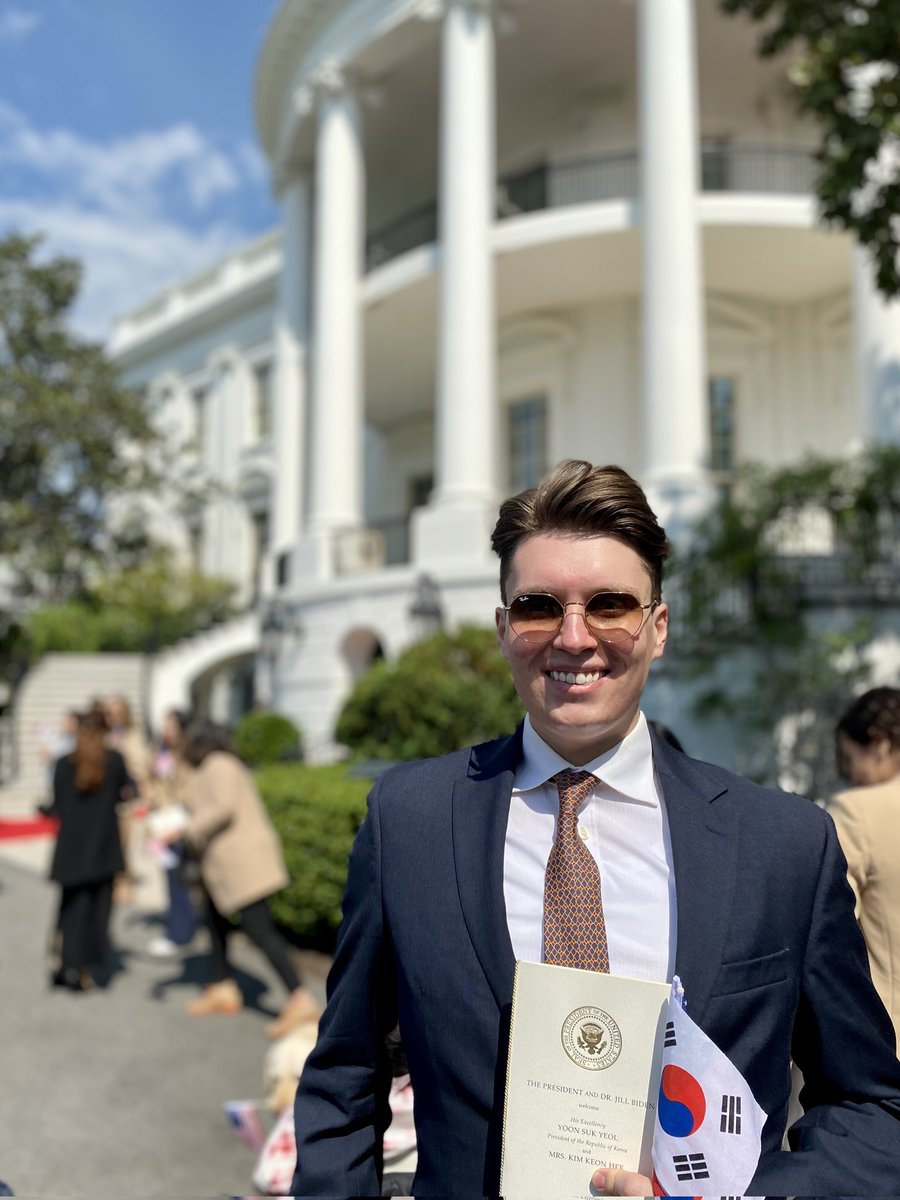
550;670;601;684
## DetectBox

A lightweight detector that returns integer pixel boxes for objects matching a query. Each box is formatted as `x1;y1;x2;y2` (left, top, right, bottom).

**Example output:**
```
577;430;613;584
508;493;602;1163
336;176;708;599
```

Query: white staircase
0;618;261;814
1;653;146;812
147;612;259;733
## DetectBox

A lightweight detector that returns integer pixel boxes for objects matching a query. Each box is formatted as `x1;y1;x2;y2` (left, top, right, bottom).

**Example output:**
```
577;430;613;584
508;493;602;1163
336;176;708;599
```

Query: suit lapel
655;740;737;1025
451;729;521;1011
450;728;739;1020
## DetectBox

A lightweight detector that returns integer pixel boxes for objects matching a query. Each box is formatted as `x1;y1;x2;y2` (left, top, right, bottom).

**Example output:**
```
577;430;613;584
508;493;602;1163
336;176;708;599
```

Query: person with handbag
171;719;319;1037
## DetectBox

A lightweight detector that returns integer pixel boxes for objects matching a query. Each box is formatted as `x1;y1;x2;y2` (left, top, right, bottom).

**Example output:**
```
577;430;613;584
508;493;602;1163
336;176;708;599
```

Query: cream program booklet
500;961;670;1199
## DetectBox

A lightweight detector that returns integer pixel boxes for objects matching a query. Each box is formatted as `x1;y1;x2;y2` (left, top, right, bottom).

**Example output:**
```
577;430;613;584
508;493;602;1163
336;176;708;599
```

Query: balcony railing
369;515;411;567
365;142;818;270
669;508;900;649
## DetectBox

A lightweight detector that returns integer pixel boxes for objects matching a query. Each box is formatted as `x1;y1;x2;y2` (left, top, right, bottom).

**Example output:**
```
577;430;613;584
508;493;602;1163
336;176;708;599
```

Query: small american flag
223;1099;267;1152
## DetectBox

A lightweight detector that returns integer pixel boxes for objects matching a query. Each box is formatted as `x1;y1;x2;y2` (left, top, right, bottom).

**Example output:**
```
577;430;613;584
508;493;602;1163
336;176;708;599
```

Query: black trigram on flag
672;1153;709;1182
720;1093;743;1134
664;1020;677;1048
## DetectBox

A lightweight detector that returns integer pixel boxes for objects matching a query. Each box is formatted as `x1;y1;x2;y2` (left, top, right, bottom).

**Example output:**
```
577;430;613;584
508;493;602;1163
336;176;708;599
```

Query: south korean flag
651;978;766;1197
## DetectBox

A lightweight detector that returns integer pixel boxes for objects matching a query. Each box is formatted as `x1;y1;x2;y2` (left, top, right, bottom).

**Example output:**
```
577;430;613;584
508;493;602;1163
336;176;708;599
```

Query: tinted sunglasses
501;591;658;646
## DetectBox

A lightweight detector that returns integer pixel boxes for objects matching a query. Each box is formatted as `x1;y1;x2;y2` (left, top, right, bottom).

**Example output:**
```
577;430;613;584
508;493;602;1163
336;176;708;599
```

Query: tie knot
552;770;596;816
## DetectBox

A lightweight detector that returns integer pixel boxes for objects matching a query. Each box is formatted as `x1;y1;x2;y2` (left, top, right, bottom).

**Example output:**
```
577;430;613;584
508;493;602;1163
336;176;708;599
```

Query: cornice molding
415;0;509;17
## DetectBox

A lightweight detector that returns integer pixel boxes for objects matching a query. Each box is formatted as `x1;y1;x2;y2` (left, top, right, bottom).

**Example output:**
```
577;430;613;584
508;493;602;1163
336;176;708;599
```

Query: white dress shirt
503;712;677;983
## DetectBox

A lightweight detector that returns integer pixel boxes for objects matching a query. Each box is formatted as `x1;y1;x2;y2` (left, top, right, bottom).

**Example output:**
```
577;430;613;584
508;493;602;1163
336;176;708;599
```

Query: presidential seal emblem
561;1006;622;1071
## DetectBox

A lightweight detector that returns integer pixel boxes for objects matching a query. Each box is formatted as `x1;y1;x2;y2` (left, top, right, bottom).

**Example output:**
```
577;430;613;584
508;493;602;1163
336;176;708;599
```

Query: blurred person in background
829;685;900;1051
144;708;197;958
104;694;152;790
104;694;151;905
48;708;131;991
36;709;80;805
169;720;320;1035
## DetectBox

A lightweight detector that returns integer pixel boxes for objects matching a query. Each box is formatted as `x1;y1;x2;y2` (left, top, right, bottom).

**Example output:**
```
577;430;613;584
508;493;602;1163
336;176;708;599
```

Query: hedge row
258;762;371;947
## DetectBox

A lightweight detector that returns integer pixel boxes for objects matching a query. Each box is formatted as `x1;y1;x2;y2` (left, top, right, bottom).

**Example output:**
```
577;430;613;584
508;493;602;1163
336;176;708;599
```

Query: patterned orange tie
543;770;610;972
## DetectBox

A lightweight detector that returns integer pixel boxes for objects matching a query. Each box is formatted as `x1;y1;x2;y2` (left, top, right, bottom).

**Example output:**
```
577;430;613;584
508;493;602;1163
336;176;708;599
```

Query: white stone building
108;0;900;762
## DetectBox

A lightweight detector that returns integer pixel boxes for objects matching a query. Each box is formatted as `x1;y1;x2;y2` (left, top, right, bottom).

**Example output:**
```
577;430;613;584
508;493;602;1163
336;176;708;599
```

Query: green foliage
336;624;524;761
721;0;900;296
0;234;166;598
234;710;303;767
25;549;237;655
670;445;900;793
258;763;370;945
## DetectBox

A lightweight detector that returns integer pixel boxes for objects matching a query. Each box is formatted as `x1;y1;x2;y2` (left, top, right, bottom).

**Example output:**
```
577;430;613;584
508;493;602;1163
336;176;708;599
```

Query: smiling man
292;460;900;1198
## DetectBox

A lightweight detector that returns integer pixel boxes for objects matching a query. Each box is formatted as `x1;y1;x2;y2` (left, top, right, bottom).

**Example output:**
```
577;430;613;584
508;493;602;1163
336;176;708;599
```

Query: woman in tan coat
829;686;900;1052
173;720;319;1036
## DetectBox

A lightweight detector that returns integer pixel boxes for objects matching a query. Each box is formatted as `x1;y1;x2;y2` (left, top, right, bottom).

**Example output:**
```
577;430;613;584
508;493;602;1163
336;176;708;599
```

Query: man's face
495;532;668;765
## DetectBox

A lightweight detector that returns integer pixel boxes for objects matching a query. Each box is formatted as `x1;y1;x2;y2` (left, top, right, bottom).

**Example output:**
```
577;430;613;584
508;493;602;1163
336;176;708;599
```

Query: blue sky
0;0;282;341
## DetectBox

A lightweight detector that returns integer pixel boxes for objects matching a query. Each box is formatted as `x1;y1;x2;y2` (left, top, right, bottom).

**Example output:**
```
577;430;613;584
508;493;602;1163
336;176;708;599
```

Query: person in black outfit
48;707;131;991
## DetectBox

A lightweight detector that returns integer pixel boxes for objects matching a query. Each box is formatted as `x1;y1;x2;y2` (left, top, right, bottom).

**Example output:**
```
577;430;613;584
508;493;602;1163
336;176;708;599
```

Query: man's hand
591;1167;654;1196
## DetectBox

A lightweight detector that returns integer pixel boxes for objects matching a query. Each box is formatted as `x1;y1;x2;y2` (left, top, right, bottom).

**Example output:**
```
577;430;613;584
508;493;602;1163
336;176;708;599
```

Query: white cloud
0;103;242;217
0;6;41;42
0;194;249;341
0;102;273;342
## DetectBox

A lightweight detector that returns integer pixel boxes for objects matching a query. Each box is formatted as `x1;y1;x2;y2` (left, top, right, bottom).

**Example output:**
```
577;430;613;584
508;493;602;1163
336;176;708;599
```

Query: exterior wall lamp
260;598;304;669
407;572;445;642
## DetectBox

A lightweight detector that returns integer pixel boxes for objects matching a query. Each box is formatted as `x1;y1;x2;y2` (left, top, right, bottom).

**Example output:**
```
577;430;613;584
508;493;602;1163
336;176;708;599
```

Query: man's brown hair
490;460;670;603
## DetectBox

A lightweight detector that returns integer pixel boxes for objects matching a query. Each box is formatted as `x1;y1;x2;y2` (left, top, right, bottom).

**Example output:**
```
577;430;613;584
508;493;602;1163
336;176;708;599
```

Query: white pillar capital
292;58;377;123
416;0;511;21
311;57;353;98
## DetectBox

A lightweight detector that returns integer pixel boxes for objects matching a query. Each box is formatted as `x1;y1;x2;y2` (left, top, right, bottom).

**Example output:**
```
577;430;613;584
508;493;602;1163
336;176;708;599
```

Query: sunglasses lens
508;594;564;641
584;593;644;641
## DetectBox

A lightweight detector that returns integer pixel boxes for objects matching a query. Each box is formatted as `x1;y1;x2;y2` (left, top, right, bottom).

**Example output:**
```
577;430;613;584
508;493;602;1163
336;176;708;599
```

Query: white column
412;0;498;567
268;170;311;594
297;78;365;581
638;0;713;540
205;351;254;595
853;244;900;445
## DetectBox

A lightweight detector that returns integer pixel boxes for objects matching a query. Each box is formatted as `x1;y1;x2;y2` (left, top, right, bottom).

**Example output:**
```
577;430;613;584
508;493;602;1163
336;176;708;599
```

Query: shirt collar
518;713;658;807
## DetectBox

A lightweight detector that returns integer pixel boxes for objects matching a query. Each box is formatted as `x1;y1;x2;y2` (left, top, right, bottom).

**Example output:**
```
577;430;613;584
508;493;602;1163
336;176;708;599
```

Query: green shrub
27;603;105;656
335;624;523;761
25;551;237;657
259;763;370;945
234;710;302;766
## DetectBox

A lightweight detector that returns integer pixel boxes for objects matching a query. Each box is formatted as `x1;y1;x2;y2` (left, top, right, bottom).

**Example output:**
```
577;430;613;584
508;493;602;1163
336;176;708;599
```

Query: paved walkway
0;820;328;1198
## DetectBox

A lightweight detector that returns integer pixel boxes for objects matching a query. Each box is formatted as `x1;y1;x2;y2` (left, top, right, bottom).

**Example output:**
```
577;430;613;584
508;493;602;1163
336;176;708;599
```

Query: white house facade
109;0;900;762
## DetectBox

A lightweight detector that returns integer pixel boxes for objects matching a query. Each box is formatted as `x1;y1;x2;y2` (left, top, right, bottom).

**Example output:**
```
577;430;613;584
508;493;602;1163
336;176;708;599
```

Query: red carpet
0;815;59;841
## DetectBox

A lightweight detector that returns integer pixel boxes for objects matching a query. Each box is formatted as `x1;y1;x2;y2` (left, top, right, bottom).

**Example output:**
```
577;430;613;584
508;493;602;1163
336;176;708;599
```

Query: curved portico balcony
365;142;819;270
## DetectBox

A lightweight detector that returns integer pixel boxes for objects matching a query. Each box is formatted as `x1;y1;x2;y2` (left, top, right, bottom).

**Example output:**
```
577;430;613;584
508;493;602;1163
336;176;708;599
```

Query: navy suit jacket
292;727;900;1197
